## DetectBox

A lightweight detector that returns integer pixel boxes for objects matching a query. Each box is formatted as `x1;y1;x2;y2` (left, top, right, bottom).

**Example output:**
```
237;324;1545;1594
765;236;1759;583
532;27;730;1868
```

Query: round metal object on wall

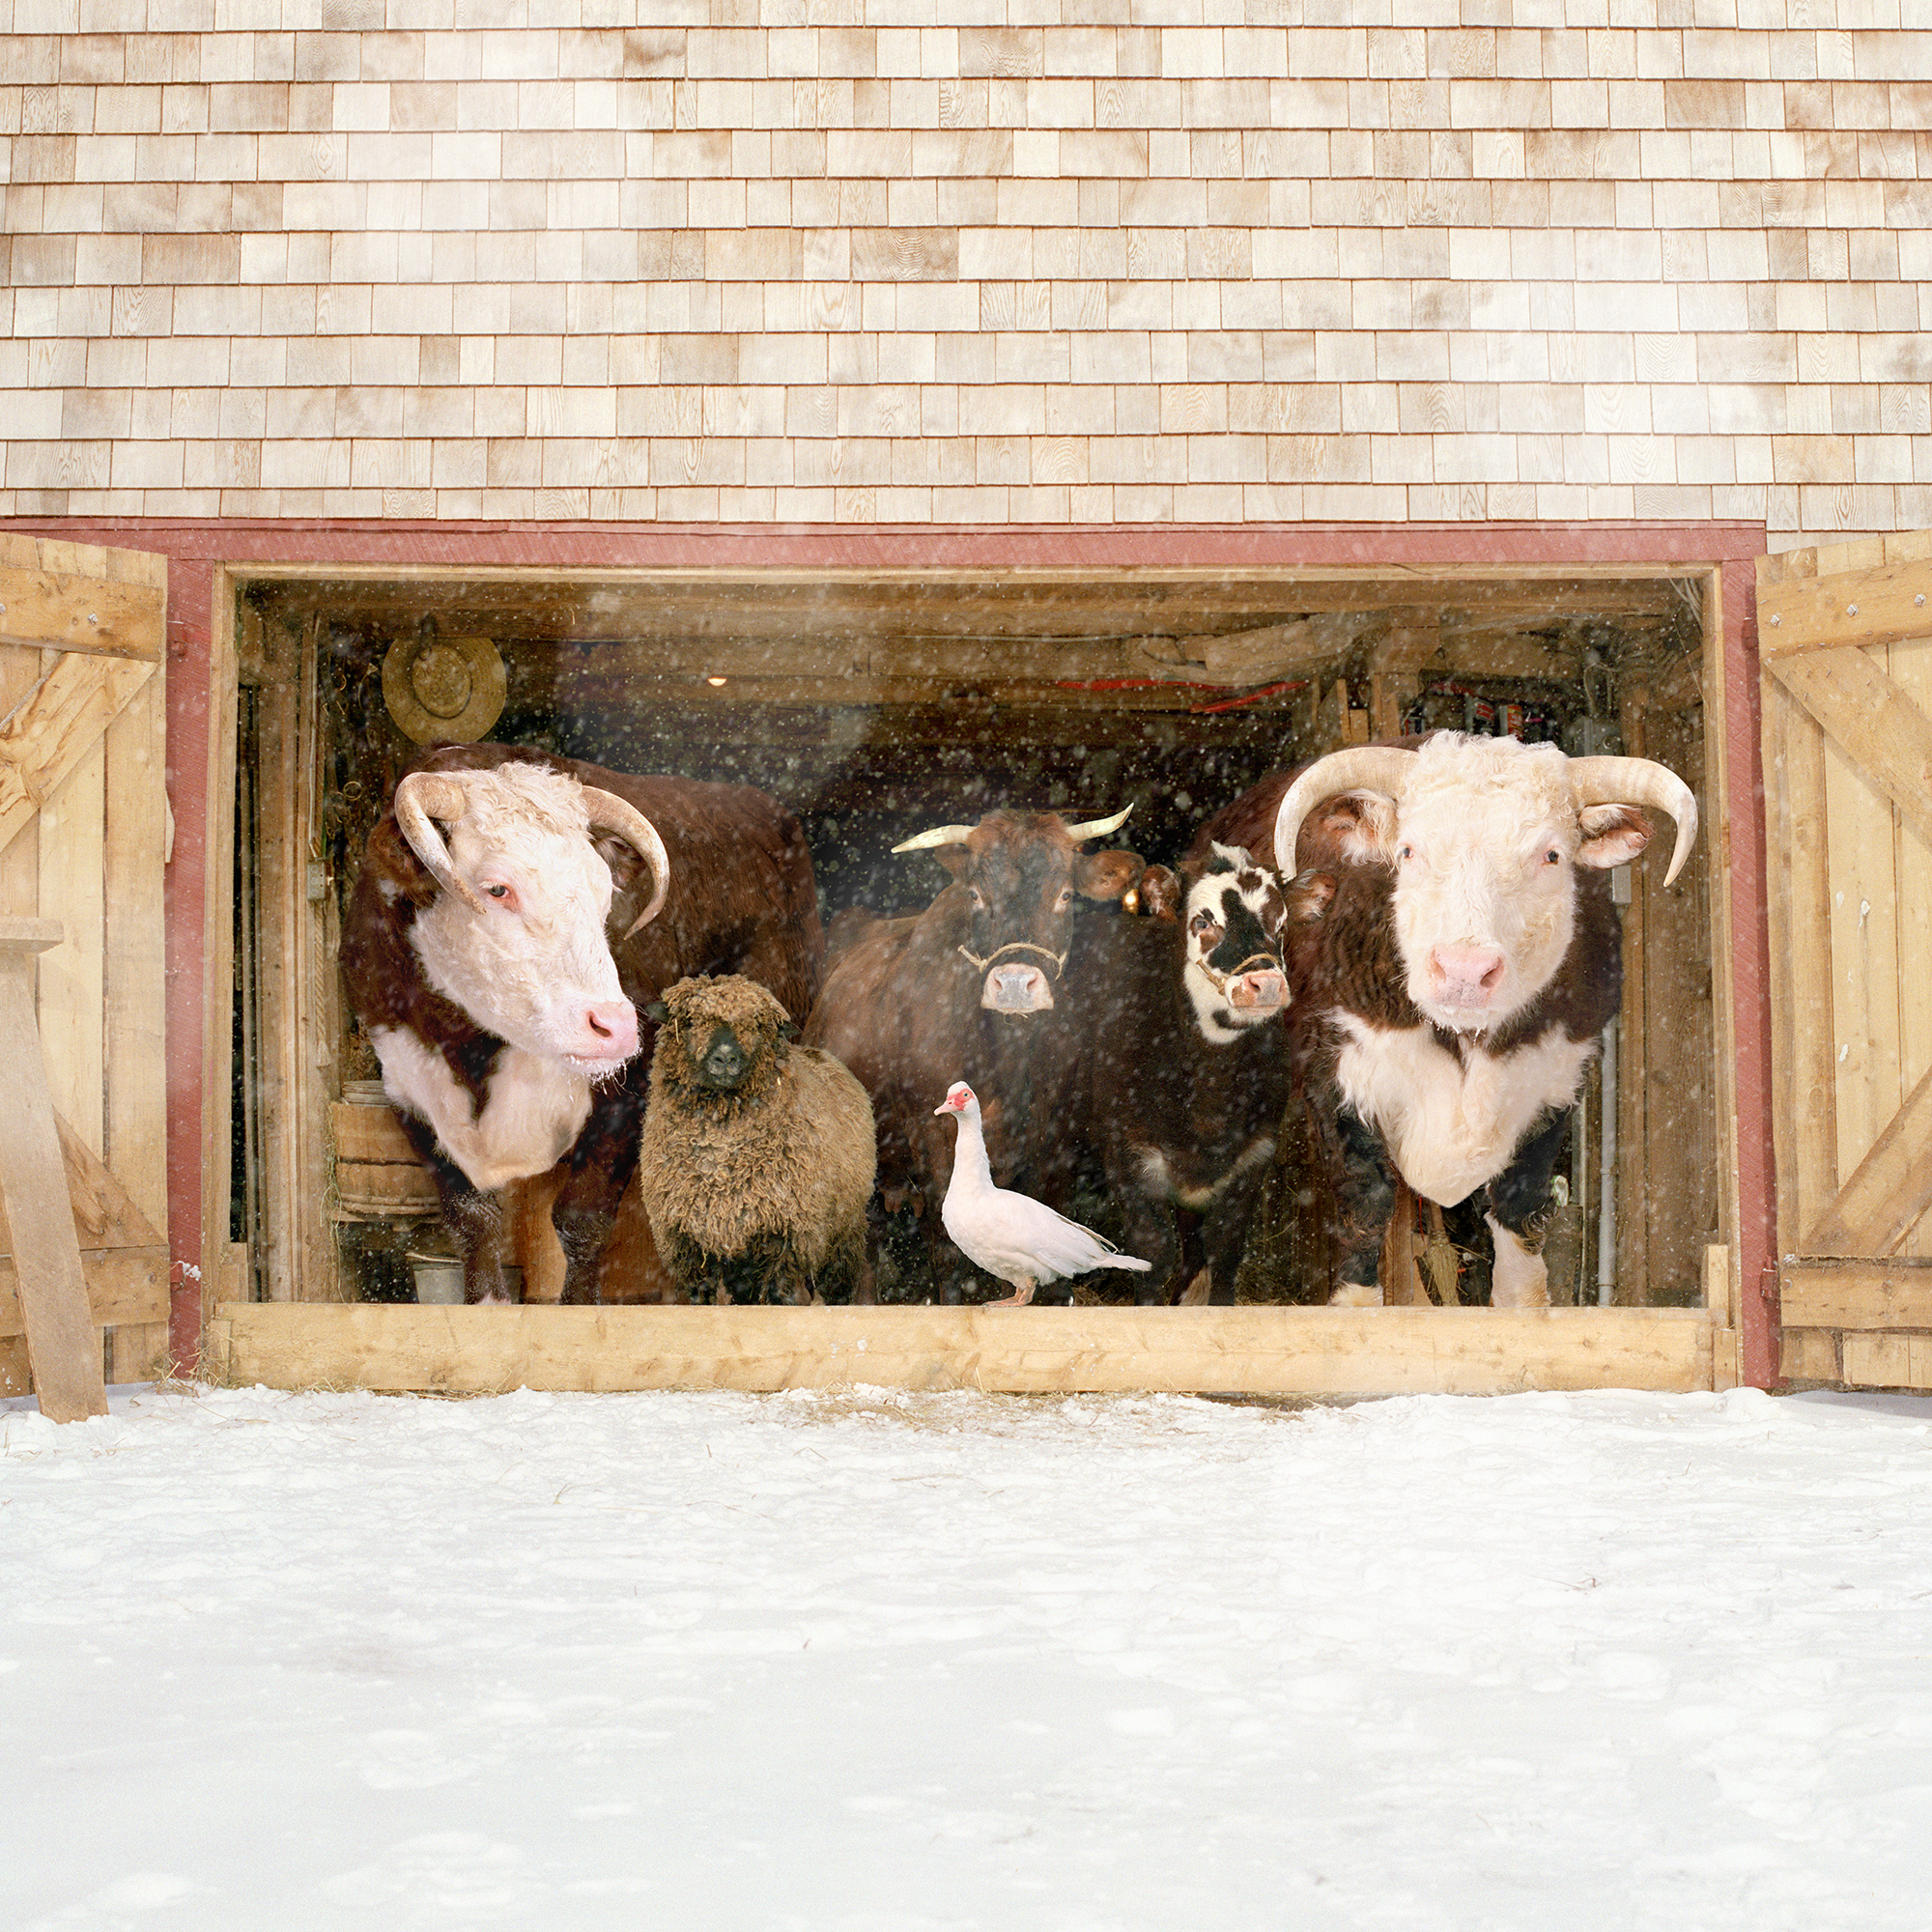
381;631;507;744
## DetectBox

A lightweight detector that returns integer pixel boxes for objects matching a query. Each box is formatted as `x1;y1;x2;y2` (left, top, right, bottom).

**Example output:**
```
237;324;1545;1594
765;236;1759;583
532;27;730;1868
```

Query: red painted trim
1720;558;1779;1387
3;517;1774;1376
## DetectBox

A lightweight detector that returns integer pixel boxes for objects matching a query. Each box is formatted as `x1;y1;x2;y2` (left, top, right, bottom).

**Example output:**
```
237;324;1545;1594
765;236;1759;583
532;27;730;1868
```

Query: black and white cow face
1180;844;1289;1044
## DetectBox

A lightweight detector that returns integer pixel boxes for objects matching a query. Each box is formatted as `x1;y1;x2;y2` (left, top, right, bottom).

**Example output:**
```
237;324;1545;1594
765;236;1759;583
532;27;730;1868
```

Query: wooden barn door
1759;535;1932;1388
0;535;171;1395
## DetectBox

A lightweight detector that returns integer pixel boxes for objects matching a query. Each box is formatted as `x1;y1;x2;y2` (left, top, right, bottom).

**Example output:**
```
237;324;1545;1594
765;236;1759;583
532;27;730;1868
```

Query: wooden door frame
0;518;1776;1382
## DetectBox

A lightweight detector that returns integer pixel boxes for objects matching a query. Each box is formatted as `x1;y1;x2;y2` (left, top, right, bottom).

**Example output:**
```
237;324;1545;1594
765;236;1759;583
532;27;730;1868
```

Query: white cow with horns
1191;731;1697;1308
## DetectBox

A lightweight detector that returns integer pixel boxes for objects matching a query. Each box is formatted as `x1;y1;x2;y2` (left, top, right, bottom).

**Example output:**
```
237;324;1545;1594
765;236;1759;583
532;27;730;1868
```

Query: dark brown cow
1193;732;1695;1306
342;742;824;1305
803;808;1142;1302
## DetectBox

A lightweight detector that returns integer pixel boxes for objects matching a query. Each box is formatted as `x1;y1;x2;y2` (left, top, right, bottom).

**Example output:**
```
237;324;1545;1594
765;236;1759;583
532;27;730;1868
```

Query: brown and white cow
802;807;1142;1301
342;743;825;1305
1195;732;1696;1307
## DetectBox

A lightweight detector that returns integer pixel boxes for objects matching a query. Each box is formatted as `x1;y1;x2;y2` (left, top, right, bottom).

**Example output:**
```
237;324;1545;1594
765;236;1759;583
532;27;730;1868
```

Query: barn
1;9;1926;1406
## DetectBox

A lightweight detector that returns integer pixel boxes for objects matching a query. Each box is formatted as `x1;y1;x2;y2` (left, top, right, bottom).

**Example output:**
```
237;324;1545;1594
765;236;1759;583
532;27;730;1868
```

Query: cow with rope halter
1191;732;1697;1307
803;807;1144;1302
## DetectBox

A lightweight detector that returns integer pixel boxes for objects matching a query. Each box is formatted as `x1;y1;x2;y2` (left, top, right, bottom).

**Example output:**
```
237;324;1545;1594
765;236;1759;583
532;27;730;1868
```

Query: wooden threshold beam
209;1302;1725;1398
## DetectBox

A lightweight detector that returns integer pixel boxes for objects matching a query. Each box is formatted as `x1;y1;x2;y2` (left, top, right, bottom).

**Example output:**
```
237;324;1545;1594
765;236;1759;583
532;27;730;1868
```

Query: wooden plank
1887;631;1932;1254
1706;1246;1741;1389
296;617;336;1308
0;1247;169;1339
101;661;169;1377
1699;566;1752;1376
0;533;168;597
102;668;168;1226
0;645;38;922
1779;1261;1932;1331
1779;1327;1839;1382
50;1113;164;1252
1757;554;1932;659
0;919;106;1419
1615;687;1652;1307
0;652;155;858
254;673;302;1303
1761;671;1837;1241
38;724;106;1155
1841;1331;1932;1391
1802;1063;1932;1258
1765;647;1932;855
206;1302;1721;1398
1623;693;1713;1301
0;556;166;662
1819;665;1900;1188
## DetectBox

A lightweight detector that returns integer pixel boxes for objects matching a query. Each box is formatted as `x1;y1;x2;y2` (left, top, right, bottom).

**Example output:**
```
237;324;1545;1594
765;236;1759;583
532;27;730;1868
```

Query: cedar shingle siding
2;6;1926;546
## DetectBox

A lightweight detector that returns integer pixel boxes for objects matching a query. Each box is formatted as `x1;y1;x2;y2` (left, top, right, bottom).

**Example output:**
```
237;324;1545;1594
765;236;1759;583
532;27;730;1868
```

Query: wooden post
0;918;108;1420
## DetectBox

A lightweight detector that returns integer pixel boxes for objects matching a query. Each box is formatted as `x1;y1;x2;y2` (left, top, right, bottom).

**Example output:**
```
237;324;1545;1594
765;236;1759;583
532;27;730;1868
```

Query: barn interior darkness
232;567;1714;1311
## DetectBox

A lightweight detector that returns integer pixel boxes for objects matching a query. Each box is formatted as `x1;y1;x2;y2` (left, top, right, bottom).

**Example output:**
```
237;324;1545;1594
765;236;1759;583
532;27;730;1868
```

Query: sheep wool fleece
638;974;876;1302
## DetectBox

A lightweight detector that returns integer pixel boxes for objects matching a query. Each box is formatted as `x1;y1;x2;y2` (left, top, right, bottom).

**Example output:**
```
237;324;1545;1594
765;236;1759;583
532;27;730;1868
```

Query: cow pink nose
583;1000;639;1059
1229;970;1288;1010
1431;945;1506;1001
982;964;1053;1012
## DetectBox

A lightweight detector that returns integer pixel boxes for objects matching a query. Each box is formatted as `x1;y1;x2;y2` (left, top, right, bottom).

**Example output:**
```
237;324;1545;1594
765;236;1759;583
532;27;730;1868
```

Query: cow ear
1073;848;1144;902
1288;868;1338;923
592;829;651;895
1316;791;1400;864
1133;865;1183;920
927;845;975;882
643;1000;669;1024
1577;804;1651;869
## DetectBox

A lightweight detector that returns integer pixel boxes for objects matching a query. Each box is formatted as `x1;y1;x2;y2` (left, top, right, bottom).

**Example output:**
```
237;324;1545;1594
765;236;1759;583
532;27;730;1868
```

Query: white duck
932;1082;1152;1307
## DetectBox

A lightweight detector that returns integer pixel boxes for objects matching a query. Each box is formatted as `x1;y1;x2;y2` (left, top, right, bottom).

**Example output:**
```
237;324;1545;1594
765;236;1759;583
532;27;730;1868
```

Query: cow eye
1055;888;1074;910
485;883;511;900
1544;848;1561;866
969;887;986;910
1398;845;1413;864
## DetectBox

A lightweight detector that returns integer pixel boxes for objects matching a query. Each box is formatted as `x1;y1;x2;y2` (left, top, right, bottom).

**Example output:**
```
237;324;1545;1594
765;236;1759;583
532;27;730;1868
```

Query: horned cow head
893;807;1143;1013
393;763;669;1076
1270;733;1697;1035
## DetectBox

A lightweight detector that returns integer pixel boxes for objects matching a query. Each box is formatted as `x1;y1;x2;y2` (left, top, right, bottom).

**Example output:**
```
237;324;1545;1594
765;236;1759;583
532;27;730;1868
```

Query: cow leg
444;1181;515;1304
1484;1105;1570;1310
1159;1206;1206;1314
1201;1147;1274;1305
395;1113;518;1303
1324;1103;1399;1305
550;1081;643;1306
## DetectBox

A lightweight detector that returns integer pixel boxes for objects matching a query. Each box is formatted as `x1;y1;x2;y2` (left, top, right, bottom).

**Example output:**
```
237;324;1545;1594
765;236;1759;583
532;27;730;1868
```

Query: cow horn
581;786;672;938
1270;747;1415;879
394;771;487;913
1061;804;1133;843
892;824;977;854
1568;757;1700;887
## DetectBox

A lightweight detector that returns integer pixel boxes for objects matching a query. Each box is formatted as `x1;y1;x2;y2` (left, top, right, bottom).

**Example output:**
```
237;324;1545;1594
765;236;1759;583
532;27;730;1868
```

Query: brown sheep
637;975;876;1304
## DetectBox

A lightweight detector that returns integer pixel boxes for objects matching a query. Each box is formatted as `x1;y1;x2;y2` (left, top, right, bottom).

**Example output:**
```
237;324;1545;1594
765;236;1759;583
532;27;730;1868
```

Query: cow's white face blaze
406;766;640;1076
1181;844;1289;1044
1378;738;1651;1034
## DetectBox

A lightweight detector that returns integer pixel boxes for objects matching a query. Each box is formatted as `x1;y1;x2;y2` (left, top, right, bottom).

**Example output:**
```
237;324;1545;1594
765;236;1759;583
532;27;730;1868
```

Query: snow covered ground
5;1380;1931;1931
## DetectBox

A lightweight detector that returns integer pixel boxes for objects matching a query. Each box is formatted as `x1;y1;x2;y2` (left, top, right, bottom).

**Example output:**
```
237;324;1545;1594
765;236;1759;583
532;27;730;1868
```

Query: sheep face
649;975;796;1104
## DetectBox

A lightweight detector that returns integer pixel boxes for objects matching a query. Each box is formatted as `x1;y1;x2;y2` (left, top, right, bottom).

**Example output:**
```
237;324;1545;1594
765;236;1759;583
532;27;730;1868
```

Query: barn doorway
229;562;1718;1317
